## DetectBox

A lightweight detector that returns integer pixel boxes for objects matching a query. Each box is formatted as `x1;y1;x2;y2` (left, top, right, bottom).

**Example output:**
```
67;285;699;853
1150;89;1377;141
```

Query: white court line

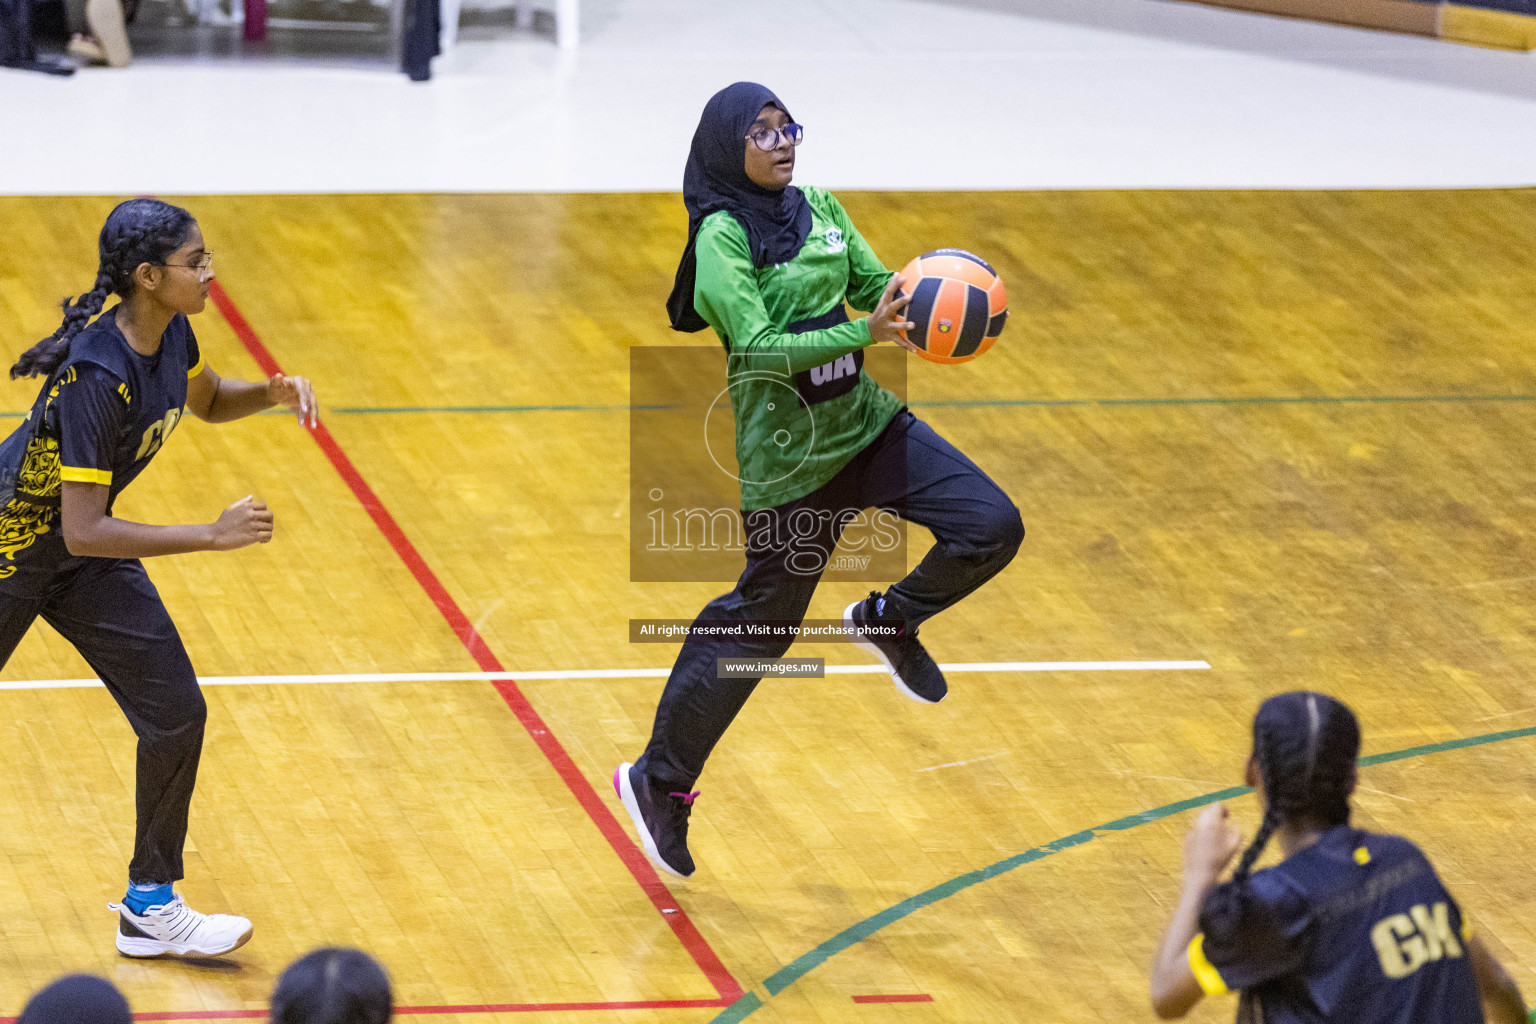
916;753;1008;773
0;661;1210;691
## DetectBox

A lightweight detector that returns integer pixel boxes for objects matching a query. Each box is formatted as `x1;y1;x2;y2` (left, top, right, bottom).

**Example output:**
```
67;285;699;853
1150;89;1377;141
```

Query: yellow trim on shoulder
1187;933;1229;996
1440;4;1536;51
60;466;112;485
187;355;207;379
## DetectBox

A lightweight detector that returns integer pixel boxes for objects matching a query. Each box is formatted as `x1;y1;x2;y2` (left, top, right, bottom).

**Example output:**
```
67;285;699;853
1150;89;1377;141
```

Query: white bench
439;0;577;51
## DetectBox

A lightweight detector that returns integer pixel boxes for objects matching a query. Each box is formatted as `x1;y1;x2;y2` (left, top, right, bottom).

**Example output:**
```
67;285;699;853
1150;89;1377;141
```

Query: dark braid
12;199;195;380
1229;724;1283;888
1203;691;1361;934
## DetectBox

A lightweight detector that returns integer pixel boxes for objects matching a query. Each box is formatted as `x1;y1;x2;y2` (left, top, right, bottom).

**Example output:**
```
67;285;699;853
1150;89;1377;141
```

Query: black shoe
614;762;697;878
1;55;76;75
844;591;947;704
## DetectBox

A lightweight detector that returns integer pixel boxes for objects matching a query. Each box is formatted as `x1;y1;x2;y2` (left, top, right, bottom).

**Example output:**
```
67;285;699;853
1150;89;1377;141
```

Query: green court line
1357;726;1536;766
324;394;1536;415
914;394;1536;409
709;724;1536;1022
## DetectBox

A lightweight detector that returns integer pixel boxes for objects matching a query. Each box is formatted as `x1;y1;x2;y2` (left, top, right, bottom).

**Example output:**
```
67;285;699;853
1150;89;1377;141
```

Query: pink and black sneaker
614;762;698;878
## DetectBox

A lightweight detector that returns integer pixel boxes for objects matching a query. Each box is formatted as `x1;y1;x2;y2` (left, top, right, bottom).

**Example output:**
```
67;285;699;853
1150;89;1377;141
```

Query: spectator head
271;948;392;1024
17;975;132;1024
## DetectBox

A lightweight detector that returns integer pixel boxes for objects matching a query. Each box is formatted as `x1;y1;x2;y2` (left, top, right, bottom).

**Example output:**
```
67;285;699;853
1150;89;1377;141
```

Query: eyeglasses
746;123;804;152
155;252;214;278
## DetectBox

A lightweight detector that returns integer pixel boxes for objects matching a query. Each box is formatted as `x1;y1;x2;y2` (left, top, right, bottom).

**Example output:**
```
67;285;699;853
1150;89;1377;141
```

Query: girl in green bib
616;82;1023;878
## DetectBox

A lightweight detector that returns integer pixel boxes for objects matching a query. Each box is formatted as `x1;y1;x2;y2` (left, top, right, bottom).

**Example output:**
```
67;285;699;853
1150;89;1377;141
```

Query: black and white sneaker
844;591;947;704
614;762;698;878
108;895;253;958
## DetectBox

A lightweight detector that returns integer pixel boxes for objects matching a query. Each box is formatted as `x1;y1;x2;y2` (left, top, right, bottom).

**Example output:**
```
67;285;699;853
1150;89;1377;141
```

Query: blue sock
123;882;173;915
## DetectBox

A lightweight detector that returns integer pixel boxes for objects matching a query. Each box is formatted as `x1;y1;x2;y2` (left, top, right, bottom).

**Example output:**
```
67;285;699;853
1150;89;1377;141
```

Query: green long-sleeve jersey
693;186;904;511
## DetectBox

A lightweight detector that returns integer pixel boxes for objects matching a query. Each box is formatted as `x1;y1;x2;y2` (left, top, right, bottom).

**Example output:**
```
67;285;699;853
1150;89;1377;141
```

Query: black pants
0;558;203;884
636;411;1024;791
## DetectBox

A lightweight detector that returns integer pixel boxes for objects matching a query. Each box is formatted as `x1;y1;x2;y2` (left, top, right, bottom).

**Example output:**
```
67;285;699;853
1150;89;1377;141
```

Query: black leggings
636;411;1024;791
0;557;203;884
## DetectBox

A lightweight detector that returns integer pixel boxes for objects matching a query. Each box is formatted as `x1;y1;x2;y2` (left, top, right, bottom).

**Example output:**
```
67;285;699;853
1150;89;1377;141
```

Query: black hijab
666;82;814;332
17;976;132;1024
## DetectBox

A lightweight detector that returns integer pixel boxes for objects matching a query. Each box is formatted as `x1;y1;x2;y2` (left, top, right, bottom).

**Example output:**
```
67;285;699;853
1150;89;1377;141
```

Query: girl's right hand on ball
869;274;918;351
211;495;274;550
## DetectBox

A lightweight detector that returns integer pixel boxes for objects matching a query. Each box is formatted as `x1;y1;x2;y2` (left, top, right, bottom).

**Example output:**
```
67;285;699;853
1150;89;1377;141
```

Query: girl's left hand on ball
268;374;318;428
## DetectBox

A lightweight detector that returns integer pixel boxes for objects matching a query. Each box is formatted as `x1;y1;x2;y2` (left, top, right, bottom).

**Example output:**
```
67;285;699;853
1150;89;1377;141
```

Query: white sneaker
108;895;253;958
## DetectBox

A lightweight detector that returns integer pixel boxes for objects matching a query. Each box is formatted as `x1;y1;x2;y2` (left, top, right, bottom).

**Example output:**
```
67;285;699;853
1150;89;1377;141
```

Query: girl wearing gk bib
1150;691;1527;1023
615;82;1024;879
1;199;317;958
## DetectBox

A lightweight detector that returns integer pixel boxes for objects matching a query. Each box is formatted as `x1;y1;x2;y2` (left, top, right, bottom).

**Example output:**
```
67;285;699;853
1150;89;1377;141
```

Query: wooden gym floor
0;190;1534;1023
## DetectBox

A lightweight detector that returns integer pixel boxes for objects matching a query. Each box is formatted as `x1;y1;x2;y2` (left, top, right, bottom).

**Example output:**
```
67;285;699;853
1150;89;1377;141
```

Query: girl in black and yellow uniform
1;198;316;958
1150;692;1528;1023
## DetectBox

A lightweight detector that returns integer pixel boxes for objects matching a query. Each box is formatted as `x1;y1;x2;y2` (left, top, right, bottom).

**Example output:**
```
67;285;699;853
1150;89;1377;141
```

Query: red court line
207;281;743;1004
0;1000;733;1023
850;994;934;1004
394;999;732;1015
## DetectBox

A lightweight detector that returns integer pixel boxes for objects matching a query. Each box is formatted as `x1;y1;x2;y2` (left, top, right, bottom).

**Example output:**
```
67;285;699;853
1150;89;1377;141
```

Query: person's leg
62;0;89;35
0;591;46;668
42;558;252;956
842;412;1023;702
42;558;204;886
634;466;869;794
63;0;106;68
634;572;821;794
868;413;1024;625
621;486;852;876
82;0;128;65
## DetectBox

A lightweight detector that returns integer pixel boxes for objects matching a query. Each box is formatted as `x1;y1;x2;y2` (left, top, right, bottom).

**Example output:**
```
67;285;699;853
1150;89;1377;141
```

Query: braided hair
1203;691;1361;934
271;948;393;1024
12;199;196;380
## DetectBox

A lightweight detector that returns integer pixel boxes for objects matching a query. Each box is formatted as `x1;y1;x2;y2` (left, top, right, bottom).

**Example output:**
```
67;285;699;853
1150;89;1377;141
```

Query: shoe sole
843;600;942;705
116;922;253;959
613;763;692;879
